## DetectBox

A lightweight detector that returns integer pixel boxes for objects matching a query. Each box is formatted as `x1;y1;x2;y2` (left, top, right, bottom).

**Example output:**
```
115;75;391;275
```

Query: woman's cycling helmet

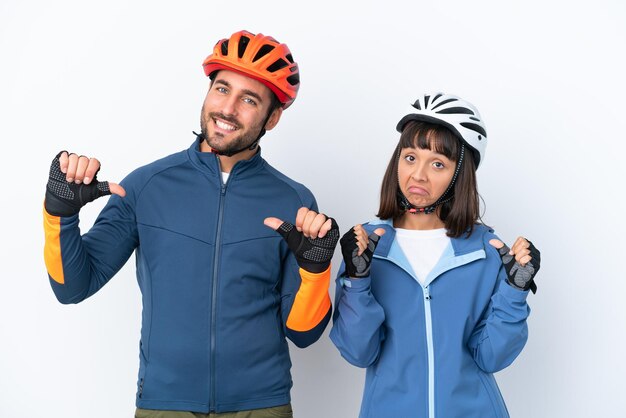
396;93;487;168
202;30;300;109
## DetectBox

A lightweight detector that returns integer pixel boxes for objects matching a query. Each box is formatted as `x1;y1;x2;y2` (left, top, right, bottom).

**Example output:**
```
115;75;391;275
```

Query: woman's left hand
489;237;541;293
340;225;385;278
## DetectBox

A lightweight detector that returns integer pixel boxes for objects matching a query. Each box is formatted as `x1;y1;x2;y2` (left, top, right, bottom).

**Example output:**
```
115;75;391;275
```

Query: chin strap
193;110;273;157
192;131;261;157
398;144;465;215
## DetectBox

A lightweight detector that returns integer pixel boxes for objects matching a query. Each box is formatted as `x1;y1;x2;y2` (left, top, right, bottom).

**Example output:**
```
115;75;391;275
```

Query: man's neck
199;141;256;173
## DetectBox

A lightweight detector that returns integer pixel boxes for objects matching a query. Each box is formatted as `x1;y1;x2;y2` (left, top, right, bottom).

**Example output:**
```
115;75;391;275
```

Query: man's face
200;70;280;155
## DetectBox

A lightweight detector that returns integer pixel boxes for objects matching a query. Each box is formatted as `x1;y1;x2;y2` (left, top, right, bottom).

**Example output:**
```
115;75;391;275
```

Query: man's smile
214;118;239;132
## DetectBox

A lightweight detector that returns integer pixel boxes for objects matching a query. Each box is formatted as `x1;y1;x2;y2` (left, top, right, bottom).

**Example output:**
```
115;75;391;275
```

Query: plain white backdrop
1;0;625;417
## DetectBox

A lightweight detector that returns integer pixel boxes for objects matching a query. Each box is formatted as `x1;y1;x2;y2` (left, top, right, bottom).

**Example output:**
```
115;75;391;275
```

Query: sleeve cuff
341;276;372;292
501;279;530;301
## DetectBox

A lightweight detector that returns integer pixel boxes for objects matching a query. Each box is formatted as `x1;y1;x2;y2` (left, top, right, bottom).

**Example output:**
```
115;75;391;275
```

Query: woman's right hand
340;225;385;278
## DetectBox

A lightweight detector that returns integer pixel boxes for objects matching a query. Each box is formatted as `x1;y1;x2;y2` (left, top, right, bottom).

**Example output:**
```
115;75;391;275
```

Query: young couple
43;30;540;418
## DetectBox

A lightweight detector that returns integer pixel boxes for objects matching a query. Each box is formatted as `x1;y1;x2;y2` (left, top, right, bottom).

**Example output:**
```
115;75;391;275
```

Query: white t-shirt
395;228;450;286
221;171;230;184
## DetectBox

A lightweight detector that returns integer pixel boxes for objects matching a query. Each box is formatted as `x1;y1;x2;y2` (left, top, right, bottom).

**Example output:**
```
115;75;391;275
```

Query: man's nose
221;95;239;116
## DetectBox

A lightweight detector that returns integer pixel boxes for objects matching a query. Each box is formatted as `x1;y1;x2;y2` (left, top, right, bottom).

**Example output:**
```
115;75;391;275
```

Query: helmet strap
192;109;274;158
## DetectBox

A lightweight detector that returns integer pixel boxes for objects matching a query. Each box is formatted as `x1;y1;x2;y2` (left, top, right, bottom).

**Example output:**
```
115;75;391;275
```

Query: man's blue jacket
44;140;332;413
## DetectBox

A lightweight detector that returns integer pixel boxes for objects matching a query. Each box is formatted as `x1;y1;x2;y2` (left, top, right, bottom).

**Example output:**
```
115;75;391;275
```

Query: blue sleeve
329;263;386;368
467;264;531;373
44;180;139;304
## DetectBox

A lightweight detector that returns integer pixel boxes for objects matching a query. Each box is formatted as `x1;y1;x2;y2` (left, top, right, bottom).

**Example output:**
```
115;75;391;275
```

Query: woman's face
397;146;456;208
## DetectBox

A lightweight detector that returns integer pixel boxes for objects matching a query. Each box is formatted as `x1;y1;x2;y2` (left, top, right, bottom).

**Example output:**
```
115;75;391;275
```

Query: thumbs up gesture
264;207;340;273
340;224;386;279
489;237;541;293
45;151;125;217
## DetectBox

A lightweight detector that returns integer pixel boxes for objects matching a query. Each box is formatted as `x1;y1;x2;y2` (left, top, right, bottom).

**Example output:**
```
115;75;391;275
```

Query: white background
1;0;625;417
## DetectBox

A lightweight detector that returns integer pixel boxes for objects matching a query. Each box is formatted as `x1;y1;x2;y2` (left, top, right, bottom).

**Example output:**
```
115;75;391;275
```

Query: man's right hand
45;151;125;217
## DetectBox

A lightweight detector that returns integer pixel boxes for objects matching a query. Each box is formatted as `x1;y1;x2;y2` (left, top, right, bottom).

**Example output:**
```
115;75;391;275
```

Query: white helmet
396;93;488;168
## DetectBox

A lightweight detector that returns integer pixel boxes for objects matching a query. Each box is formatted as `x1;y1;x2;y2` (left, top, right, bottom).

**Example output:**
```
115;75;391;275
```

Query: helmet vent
431;98;457;110
470;116;480;121
432;93;443;101
238;36;250;58
267;58;289;73
253;45;276;62
287;74;300;86
411;100;421;110
438;107;475;115
460;122;487;137
286;54;294;63
424;95;431;107
220;40;229;55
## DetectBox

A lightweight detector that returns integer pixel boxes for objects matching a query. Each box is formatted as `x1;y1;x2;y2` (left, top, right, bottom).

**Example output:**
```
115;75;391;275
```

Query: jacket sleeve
43;187;139;304
467;262;531;373
282;263;332;348
279;200;332;348
329;263;386;368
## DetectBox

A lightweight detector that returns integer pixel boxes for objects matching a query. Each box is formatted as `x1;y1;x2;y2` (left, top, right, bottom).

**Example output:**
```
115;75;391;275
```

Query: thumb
489;238;505;249
489;239;511;257
368;228;386;244
108;182;126;197
373;228;386;237
264;217;285;231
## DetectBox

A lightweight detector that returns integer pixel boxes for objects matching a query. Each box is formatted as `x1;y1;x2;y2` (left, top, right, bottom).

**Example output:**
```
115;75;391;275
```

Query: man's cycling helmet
203;30;300;109
396;93;488;168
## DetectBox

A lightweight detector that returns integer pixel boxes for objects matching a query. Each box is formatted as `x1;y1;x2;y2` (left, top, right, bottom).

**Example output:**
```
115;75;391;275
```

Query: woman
330;93;540;418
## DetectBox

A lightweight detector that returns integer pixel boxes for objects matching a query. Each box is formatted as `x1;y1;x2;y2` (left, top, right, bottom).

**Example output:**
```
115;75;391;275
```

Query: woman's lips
407;186;429;196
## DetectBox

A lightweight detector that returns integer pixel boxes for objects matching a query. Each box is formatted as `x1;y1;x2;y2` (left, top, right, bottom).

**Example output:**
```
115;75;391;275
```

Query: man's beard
200;111;263;156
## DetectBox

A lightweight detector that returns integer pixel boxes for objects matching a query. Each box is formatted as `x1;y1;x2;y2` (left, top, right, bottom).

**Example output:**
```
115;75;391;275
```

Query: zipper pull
424;286;431;300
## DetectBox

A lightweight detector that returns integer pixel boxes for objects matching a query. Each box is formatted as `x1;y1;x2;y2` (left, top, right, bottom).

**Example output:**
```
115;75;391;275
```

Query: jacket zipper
423;285;435;418
374;251;437;417
209;162;227;412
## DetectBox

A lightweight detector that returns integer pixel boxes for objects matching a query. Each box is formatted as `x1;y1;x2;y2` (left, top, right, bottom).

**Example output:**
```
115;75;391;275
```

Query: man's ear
264;107;283;131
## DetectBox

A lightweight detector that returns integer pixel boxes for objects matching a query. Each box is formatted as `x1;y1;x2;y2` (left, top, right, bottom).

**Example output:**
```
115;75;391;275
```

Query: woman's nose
410;163;427;182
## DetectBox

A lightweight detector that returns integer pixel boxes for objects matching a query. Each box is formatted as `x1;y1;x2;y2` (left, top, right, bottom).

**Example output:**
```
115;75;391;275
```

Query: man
43;30;338;418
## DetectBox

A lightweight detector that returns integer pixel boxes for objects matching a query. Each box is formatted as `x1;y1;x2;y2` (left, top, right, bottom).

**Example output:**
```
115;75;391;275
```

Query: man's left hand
264;208;340;273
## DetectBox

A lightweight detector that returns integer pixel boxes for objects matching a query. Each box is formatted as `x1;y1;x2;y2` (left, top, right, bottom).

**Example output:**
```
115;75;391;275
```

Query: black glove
45;151;111;217
496;240;540;294
340;227;382;278
276;218;340;273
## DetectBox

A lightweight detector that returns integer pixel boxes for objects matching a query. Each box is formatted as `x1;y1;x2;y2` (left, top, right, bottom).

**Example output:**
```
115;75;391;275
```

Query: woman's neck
394;211;445;230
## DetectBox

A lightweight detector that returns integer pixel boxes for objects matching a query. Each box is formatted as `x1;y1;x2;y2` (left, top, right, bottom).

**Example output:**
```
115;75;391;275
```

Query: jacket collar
365;219;491;286
366;219;491;256
186;137;265;179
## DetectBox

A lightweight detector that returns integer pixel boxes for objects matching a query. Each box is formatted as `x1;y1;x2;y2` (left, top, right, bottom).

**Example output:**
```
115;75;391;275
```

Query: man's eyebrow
214;79;264;103
214;79;231;88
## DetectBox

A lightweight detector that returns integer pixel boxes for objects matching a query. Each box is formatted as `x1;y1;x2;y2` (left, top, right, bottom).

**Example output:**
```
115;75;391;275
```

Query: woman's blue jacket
330;220;530;418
